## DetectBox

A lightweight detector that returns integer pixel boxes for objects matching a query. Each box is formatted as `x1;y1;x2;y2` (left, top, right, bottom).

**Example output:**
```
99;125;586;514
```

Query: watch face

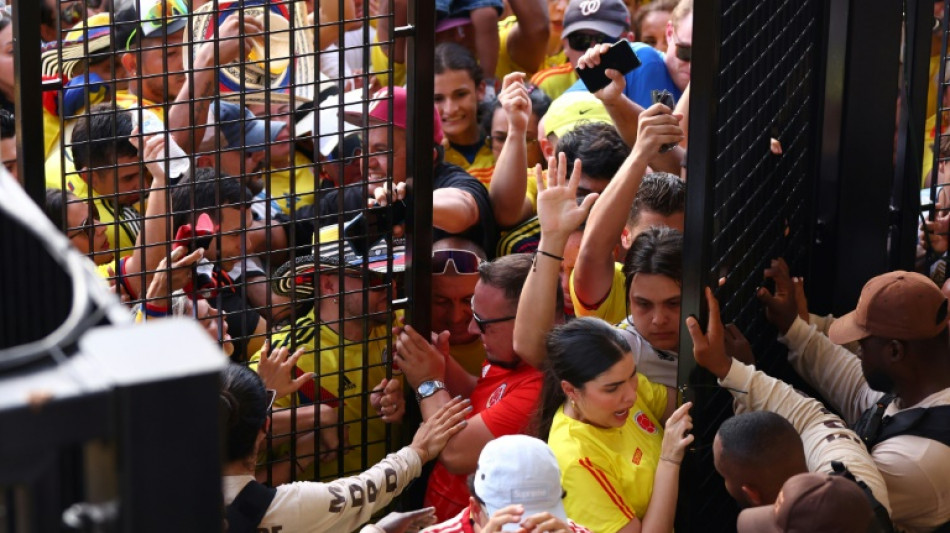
418;380;442;398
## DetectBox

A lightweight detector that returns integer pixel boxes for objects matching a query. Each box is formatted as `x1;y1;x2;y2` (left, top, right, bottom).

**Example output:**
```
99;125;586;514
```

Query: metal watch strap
415;380;446;402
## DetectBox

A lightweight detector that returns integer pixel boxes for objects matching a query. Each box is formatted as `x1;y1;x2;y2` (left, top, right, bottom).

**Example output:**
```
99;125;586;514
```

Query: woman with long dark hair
220;364;471;532
536;317;692;533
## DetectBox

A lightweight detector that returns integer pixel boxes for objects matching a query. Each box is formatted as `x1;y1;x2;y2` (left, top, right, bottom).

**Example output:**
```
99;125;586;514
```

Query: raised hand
630;103;684;161
256;341;314;400
576;43;627;105
536;153;599;242
393;325;448;389
499;72;531;133
684;287;732;379
659;402;694;464
756;258;799;335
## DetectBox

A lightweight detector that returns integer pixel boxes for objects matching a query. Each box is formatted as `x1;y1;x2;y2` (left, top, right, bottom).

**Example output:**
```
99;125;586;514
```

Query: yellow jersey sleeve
569;262;627;325
530;63;578;101
370;38;407;88
636;373;668;422
442;142;496;188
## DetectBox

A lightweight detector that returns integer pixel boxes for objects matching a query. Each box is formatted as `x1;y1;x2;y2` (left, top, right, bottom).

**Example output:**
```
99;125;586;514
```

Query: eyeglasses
472;310;516;333
670;30;691;63
66;203;101;240
489;133;539;147
433;249;482;275
125;0;189;50
566;32;618;52
265;388;277;411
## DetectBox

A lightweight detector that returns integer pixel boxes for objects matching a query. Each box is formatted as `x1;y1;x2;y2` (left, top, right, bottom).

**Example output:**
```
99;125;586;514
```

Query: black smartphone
576;39;642;93
343;200;408;257
652;89;678;153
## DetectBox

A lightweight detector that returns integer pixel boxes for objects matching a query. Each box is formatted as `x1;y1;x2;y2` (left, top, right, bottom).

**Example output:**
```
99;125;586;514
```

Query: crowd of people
6;0;950;531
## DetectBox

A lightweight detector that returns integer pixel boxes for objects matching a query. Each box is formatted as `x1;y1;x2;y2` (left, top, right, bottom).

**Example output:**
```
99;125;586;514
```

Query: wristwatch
415;380;446;402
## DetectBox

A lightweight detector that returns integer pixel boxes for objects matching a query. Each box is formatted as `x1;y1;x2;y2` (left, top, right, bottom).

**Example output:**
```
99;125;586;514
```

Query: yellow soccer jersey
59;172;142;259
44;108;62;160
548;373;667;532
267;151;321;213
443;141;495;188
370;37;407;88
496;16;566;79
449;339;486;377
251;311;393;478
530;62;578;101
569;261;627;325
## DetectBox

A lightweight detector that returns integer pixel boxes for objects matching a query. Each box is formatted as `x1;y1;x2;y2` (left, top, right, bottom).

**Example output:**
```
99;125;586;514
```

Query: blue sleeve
623;43;680;109
564;43;680;108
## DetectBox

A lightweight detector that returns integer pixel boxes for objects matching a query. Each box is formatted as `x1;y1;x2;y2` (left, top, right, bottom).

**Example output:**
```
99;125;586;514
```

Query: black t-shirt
431;161;497;256
291;162;497;257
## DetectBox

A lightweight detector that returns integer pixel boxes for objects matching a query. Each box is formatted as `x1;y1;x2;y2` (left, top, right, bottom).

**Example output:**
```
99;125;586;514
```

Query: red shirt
424;361;543;521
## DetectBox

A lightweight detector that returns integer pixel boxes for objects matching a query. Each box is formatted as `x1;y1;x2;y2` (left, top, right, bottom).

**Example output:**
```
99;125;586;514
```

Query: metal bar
892;0;935;271
12;0;45;204
808;0;850;315
677;0;726;529
825;0;902;314
406;0;435;340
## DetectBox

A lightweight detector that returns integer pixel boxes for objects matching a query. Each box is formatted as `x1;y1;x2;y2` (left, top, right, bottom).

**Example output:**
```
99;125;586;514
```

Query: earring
333;297;338;303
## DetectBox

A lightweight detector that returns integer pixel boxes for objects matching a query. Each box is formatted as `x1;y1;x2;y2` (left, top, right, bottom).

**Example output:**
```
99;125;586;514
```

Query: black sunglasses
472;310;516;333
674;43;691;63
566;32;618;51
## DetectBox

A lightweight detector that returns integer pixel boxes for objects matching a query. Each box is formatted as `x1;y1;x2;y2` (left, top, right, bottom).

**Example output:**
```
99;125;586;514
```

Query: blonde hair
670;0;693;27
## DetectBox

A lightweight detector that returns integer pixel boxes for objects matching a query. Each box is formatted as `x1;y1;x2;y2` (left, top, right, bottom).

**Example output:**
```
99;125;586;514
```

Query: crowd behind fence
5;0;950;531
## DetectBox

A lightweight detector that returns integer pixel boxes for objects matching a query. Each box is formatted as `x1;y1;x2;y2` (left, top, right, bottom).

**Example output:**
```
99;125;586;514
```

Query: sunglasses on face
343;271;391;291
472;310;516;333
432;249;482;275
566;32;618;51
670;31;691;63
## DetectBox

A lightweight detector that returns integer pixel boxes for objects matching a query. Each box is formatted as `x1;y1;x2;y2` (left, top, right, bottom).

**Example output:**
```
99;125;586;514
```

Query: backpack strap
830;461;895;533
872;405;950;449
852;394;897;448
225;480;278;533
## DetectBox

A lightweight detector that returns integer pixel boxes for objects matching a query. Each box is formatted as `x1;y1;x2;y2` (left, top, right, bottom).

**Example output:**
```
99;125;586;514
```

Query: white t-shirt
615;318;678;388
223;446;421;533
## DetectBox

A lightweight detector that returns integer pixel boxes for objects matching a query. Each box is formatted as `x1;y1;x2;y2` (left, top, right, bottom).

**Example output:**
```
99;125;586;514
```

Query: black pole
12;0;46;204
893;0;936;271
405;0;435;339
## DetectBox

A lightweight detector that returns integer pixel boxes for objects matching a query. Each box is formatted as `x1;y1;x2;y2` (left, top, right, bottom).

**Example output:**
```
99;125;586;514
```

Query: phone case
576;39;642;93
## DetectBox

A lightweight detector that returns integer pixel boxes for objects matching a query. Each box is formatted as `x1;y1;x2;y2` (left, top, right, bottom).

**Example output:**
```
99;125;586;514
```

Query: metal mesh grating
680;0;823;530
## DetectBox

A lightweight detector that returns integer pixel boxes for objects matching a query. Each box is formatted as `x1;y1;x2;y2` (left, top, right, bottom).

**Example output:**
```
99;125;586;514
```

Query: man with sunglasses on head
395;253;562;521
431;238;489;376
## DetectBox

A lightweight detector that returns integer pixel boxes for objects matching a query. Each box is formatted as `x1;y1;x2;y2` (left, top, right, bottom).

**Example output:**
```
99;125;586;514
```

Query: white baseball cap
473;435;568;531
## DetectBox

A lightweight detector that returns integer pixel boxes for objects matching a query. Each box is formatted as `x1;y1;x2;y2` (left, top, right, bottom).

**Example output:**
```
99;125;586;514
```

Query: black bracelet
537;250;564;261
